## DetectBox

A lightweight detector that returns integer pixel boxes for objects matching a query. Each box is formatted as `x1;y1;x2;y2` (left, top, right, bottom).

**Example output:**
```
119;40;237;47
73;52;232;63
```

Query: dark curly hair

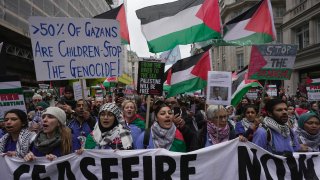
4;109;28;128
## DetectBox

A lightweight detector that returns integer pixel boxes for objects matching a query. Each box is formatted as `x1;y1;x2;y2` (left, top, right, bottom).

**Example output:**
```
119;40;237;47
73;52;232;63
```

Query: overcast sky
125;0;191;59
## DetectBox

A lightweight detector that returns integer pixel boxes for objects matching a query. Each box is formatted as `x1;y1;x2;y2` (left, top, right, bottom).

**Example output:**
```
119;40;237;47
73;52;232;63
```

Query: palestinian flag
220;0;276;46
136;0;221;53
231;71;262;106
166;50;211;97
95;4;130;44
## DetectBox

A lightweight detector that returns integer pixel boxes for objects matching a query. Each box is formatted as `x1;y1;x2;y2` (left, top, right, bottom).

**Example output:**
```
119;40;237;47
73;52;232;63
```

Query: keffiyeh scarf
92;123;132;150
241;118;253;131
0;128;36;158
263;116;291;138
207;122;230;145
151;122;176;150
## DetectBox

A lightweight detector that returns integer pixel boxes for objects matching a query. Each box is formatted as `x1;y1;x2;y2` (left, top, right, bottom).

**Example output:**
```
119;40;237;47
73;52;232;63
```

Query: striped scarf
207;122;230;145
241;118;253;132
151;122;176;150
92;123;133;150
263;116;290;138
0;128;36;158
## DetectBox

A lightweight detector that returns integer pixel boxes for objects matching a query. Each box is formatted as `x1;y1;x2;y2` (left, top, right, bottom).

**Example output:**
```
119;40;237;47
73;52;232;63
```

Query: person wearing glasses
27;94;43;112
198;105;236;147
84;103;133;150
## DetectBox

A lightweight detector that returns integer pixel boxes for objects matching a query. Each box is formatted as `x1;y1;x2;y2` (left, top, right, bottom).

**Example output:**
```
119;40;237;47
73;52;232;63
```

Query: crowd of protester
1;85;320;162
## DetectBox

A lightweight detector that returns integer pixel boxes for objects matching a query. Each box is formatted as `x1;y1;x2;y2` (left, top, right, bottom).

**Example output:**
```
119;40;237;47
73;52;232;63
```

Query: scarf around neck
295;128;320;151
33;130;61;155
263;116;291;138
207;121;230;145
241;118;253;132
0;128;36;158
92;123;132;150
151;122;176;150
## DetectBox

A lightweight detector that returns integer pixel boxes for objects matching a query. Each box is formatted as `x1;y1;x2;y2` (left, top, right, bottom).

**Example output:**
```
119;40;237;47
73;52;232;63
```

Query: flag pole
258;80;268;115
145;95;151;129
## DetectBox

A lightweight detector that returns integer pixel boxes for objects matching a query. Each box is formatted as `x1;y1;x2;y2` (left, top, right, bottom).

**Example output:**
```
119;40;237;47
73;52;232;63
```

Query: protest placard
248;44;298;80
206;71;231;105
137;61;165;95
28;17;122;81
266;84;277;97
307;85;320;101
0;80;26;120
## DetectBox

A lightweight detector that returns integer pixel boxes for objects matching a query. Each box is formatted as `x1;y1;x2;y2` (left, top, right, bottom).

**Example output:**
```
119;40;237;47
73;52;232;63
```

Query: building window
236;53;244;70
295;25;309;49
276;30;282;43
274;7;285;18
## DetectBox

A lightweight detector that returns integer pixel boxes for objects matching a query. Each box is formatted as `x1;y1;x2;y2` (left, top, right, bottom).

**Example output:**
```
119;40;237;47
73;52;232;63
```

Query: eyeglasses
211;115;228;120
33;99;42;102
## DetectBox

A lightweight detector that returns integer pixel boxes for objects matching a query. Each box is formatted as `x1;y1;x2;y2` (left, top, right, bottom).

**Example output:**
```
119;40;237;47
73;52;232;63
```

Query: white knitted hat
42;107;66;125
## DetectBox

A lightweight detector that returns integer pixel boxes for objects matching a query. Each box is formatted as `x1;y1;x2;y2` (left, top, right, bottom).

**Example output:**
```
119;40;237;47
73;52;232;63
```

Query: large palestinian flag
166;50;211;97
136;0;221;53
95;4;130;44
220;0;276;46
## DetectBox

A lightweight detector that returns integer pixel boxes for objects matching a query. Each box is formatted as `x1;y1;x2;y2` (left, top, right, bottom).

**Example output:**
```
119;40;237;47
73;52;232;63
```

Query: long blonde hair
58;122;72;155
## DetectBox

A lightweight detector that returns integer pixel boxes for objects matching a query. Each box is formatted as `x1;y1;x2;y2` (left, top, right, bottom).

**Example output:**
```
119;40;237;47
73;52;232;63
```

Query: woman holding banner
0;109;36;158
122;100;145;146
198;105;236;147
24;107;81;161
135;102;186;152
84;103;133;150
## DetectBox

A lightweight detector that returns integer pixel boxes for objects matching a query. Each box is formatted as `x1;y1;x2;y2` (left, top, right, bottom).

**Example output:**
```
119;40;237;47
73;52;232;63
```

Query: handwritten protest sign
0;81;26;121
248;44;298;80
28;17;122;81
137;61;165;95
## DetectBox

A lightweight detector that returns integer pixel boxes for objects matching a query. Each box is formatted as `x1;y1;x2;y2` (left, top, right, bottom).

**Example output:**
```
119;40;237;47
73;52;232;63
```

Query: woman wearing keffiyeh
0;109;35;158
135;102;186;152
235;105;259;141
84;103;133;150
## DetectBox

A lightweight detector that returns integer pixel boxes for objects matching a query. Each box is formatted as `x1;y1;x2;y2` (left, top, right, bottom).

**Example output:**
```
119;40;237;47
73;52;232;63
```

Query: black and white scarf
241;118;253;132
92;123;132;150
263;116;291;138
151;122;176;150
295;128;320;152
0;128;36;158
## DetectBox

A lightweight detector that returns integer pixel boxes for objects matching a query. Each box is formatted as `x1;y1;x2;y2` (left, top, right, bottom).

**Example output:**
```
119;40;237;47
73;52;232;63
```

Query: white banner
1;139;319;179
29;17;122;81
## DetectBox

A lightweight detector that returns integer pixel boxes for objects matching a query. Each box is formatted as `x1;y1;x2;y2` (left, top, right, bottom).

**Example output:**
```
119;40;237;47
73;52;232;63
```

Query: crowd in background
1;85;320;162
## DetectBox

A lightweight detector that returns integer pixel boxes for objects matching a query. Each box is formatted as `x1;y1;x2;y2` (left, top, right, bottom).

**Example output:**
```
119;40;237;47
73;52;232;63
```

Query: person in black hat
60;85;76;110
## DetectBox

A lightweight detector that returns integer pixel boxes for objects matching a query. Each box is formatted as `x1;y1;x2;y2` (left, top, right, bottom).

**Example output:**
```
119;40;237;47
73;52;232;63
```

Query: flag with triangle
166;50;211;97
95;4;130;44
217;0;276;46
136;0;221;53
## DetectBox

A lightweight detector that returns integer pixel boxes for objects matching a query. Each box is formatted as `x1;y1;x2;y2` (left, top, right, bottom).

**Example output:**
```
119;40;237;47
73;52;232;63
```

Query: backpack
261;124;297;155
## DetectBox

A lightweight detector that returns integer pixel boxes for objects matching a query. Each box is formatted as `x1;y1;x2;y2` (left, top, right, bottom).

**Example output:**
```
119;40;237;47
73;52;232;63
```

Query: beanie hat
36;101;49;109
42;107;66;125
32;94;42;100
298;112;320;129
99;103;124;125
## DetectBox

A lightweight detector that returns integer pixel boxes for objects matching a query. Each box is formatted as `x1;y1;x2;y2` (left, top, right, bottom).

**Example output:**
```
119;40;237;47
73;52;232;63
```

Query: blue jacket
253;127;301;154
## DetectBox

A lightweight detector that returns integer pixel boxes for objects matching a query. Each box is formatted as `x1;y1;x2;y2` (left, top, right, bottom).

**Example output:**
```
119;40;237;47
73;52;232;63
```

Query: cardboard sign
248;44;298;80
137;61;165;95
29;17;122;81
